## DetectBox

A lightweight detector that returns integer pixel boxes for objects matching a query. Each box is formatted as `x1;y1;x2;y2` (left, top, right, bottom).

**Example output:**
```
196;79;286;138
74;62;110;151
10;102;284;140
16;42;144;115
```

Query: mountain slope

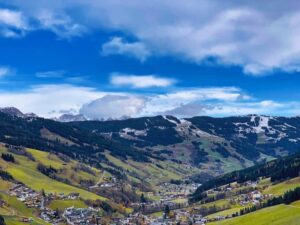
71;115;300;176
1;110;300;178
0;112;149;163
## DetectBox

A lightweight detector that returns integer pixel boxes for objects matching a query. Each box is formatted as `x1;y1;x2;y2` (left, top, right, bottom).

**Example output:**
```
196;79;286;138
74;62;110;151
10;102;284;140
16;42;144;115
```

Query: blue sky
0;0;300;119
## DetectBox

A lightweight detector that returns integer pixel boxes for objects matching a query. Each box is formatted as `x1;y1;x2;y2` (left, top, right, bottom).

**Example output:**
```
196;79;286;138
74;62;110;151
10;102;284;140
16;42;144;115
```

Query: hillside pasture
209;202;300;225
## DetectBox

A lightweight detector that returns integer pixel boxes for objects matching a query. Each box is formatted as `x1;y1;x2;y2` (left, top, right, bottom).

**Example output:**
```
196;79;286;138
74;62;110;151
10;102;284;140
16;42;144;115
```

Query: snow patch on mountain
121;128;147;136
177;119;214;138
252;116;270;133
163;115;180;125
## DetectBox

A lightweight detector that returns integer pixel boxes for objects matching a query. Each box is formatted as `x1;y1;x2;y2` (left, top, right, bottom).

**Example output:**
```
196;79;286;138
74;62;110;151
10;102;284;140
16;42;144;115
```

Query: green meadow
209;201;300;225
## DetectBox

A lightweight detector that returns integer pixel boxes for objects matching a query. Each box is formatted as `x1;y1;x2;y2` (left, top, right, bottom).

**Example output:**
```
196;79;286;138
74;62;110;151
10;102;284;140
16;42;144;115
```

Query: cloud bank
3;0;300;74
0;84;297;119
80;95;146;120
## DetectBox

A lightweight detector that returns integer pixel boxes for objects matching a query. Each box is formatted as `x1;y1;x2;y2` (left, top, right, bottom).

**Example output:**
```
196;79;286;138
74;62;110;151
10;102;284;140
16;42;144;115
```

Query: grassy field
105;152;186;186
0;147;106;201
291;200;300;207
6;160;104;200
27;148;100;186
48;199;87;210
3;216;47;225
263;177;300;195
206;205;246;219
27;148;65;170
209;202;300;225
200;199;230;208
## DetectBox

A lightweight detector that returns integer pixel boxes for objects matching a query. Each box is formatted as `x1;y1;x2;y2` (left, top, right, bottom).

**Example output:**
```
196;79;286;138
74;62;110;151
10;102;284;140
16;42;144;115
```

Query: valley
1;1;299;224
1;144;300;225
0;111;300;224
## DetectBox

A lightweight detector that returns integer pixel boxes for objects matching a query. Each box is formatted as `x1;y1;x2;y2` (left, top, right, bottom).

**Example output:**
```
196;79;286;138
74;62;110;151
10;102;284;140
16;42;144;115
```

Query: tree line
238;187;300;217
191;151;300;202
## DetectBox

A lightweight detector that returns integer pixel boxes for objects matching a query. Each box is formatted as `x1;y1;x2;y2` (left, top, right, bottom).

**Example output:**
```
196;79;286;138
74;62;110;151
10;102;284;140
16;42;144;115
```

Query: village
6;177;274;225
8;183;98;224
114;179;273;225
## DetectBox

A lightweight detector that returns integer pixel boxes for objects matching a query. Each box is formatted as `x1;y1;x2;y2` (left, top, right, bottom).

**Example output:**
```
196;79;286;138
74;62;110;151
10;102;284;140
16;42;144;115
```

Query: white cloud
0;8;28;37
161;102;214;117
0;66;11;77
80;95;146;120
0;7;84;38
4;0;300;74
36;10;85;38
0;9;25;28
203;101;288;117
0;84;298;118
141;87;251;116
102;37;150;61
0;84;107;118
110;74;175;88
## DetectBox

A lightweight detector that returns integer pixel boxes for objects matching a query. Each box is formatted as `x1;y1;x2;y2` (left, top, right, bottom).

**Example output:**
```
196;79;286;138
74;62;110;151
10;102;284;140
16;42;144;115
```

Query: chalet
67;192;80;200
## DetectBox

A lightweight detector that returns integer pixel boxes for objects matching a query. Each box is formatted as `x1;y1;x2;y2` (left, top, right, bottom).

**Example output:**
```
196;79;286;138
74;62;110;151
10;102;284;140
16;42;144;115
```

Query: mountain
1;109;300;224
0;111;150;164
0;107;37;118
70;114;300;176
0;107;25;118
1;108;300;178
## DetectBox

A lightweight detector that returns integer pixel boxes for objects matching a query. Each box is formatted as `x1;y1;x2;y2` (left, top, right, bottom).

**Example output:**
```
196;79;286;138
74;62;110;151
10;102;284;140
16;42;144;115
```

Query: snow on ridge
177;119;214;138
252;116;270;133
283;123;297;129
163;115;180;125
121;128;147;136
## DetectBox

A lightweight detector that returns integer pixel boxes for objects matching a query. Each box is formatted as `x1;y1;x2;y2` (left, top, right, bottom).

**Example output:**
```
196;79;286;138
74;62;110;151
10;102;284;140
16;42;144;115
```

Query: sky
1;0;300;119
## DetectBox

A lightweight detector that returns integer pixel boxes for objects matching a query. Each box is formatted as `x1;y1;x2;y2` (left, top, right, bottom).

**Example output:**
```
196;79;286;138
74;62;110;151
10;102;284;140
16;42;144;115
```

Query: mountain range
1;107;300;178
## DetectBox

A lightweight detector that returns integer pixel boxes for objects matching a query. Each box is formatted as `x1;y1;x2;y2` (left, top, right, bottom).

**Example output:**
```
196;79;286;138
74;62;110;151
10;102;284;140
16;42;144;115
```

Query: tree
1;153;15;163
0;215;5;225
164;205;170;218
41;189;46;197
140;193;146;203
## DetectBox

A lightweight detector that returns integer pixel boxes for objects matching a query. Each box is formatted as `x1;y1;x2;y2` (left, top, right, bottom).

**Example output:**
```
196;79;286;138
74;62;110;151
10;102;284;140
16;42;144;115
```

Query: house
68;192;80;200
20;217;32;223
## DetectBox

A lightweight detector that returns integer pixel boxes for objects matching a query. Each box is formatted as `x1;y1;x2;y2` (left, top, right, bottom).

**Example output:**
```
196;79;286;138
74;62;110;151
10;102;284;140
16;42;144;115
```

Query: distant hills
0;107;37;118
1;107;300;224
1;107;300;178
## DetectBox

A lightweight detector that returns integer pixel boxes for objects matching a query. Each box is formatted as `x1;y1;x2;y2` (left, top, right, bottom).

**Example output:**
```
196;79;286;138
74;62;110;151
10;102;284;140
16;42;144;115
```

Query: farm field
209;201;300;225
48;199;87;211
0;147;106;201
263;177;300;195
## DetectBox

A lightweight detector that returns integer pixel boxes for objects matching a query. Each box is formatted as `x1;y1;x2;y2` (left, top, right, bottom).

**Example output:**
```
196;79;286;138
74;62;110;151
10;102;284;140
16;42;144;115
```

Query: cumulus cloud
160;100;297;117
110;74;175;88
0;84;108;118
141;87;251;116
36;10;85;38
4;0;300;74
102;37;150;61
0;6;84;38
0;8;28;37
0;84;298;118
80;95;146;120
